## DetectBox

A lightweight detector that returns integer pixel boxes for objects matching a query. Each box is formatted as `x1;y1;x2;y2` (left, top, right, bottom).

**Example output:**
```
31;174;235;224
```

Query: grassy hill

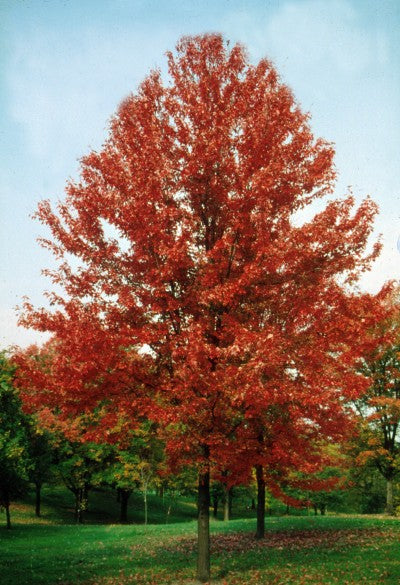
10;484;199;526
1;486;399;585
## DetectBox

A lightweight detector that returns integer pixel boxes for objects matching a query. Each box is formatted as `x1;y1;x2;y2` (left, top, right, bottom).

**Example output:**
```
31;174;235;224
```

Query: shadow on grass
1;517;399;585
12;486;198;527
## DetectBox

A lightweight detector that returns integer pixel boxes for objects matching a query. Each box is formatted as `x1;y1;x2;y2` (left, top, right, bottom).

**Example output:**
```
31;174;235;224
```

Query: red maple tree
18;34;386;581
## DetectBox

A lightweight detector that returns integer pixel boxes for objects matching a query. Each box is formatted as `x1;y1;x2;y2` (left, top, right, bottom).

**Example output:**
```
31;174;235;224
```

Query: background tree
158;465;198;523
0;352;31;529
134;422;165;525
52;432;113;524
287;462;349;516
26;420;55;517
347;459;388;513
103;421;165;524
18;34;386;581
355;295;400;515
105;448;140;523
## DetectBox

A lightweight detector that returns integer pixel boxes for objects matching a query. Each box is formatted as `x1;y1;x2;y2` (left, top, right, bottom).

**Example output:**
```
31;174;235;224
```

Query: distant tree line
2;333;399;531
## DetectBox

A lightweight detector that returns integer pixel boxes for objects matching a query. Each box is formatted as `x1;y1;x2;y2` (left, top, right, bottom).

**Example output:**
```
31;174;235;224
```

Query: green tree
158;466;197;524
0;353;31;529
109;449;140;524
54;437;113;523
347;457;387;513
101;420;166;524
26;420;55;517
356;300;400;515
306;468;347;515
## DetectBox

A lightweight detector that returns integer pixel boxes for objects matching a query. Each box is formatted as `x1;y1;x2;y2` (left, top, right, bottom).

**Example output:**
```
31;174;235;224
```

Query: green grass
1;487;400;585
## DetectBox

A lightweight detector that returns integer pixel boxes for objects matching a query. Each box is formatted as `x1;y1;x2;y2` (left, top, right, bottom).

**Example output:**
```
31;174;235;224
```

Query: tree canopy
16;34;387;581
0;352;31;528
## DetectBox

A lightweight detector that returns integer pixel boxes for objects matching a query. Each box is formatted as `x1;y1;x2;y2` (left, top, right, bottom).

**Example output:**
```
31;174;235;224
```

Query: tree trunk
197;467;211;582
223;485;232;522
5;502;11;529
255;464;265;539
35;482;42;517
213;494;218;518
74;487;87;524
386;478;395;515
144;488;148;525
74;491;80;523
120;489;131;523
228;487;233;518
223;486;230;521
166;504;172;523
75;494;83;524
80;486;88;523
320;503;326;516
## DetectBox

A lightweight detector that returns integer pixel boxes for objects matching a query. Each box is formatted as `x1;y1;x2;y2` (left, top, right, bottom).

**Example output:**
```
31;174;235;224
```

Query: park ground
1;487;400;585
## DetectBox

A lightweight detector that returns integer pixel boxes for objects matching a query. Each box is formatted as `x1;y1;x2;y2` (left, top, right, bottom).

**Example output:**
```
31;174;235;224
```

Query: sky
1;0;399;348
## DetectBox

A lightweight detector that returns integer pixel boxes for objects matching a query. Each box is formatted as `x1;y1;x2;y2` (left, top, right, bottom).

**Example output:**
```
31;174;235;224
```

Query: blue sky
1;0;399;347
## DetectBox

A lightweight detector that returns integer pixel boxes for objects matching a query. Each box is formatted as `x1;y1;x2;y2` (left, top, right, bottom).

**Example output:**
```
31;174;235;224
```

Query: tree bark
213;494;219;518
120;489;131;523
197;467;211;582
5;502;11;529
35;482;42;517
75;493;83;523
223;495;229;521
386;478;395;515
74;487;88;524
74;490;80;523
223;486;230;521
228;487;233;518
144;488;148;525
255;464;265;539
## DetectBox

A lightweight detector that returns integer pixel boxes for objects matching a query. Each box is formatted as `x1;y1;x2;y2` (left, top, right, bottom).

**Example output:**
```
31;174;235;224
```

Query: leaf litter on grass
61;526;400;585
136;528;396;557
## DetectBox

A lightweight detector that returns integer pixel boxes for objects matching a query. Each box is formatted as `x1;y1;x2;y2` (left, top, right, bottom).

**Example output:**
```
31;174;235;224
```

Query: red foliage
16;34;387;485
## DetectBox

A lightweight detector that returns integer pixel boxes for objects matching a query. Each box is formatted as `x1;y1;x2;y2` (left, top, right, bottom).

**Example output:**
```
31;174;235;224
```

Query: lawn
1;488;399;585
